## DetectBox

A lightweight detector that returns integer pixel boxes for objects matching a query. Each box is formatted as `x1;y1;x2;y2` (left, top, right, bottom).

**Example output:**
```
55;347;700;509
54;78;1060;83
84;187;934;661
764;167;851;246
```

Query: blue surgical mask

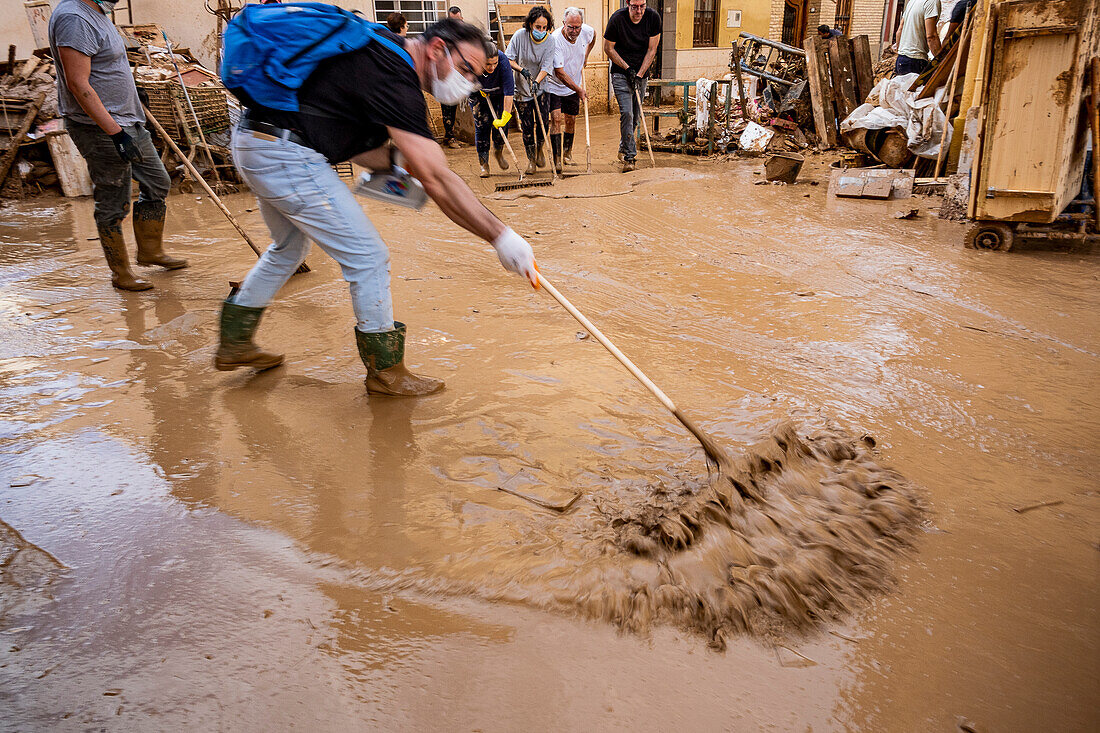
532;29;547;41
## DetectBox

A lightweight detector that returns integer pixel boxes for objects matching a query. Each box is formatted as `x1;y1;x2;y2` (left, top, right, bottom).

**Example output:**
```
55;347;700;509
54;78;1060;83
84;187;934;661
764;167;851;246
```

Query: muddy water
1;120;1097;729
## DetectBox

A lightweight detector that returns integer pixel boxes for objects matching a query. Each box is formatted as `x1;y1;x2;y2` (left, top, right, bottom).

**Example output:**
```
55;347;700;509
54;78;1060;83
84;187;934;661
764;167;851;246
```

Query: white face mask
431;47;477;105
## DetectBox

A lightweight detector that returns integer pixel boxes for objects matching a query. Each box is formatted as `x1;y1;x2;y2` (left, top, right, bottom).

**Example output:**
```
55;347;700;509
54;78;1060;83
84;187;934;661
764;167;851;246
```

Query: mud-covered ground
1;119;1097;730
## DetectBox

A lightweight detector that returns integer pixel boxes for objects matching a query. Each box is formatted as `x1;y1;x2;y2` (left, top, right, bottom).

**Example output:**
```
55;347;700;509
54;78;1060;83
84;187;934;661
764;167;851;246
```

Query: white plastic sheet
839;73;950;159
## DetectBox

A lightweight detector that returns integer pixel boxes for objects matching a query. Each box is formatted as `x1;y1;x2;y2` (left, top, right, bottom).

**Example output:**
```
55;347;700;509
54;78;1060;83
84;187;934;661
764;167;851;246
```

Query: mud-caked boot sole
214;348;284;372
136;255;189;270
365;363;444;396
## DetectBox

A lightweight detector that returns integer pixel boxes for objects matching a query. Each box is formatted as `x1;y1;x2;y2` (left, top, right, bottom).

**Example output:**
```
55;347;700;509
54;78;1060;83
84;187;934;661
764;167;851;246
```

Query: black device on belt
238;114;308;147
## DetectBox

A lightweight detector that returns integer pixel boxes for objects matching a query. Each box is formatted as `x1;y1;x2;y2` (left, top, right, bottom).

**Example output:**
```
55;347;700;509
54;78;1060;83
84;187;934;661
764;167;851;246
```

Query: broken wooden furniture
647;80;694;150
0;92;45;192
802;34;875;148
965;0;1098;251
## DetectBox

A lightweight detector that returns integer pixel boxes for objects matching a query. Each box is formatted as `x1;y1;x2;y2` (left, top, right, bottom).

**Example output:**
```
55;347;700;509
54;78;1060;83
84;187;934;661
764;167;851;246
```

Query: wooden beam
827;36;859;120
850;35;874;103
803;36;838;147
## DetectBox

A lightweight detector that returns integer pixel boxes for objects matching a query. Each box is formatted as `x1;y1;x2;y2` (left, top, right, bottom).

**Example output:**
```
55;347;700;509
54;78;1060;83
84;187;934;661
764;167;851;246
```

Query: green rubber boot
355;322;444;396
214;299;284;371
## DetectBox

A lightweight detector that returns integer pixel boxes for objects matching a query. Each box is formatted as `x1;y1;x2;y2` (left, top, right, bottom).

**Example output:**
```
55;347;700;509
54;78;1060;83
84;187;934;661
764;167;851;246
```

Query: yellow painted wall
676;0;771;49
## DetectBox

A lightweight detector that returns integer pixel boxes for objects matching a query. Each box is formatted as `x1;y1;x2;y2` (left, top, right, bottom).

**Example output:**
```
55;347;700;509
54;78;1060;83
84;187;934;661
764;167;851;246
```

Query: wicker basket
137;78;231;143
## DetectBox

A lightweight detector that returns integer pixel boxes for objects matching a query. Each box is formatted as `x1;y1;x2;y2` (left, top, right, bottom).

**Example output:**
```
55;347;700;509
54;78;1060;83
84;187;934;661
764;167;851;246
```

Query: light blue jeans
611;74;648;161
230;129;394;332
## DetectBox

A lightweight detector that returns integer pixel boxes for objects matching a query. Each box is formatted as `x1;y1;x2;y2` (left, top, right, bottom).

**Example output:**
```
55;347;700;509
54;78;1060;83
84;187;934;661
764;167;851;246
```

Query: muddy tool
498;471;581;512
531;91;559;182
482;93;523;180
142;104;311;275
536;273;735;472
582;79;592;173
485;95;550;192
161;31;236;196
633;82;656;167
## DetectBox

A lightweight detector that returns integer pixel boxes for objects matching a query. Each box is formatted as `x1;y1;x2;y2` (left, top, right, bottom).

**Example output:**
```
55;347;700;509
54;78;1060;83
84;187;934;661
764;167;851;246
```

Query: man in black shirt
217;19;539;397
603;0;661;172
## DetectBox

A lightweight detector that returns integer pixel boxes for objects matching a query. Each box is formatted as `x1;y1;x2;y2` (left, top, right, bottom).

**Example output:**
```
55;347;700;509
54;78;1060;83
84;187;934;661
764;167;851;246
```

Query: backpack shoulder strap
363;22;415;70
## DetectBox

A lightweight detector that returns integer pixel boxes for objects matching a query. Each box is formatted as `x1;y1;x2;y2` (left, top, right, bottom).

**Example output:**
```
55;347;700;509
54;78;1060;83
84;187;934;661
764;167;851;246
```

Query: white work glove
492;227;539;288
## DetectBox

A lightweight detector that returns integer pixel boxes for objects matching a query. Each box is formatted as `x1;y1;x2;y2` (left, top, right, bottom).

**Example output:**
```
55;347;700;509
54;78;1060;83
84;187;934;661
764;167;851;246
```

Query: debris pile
0;20;245;200
0;48;66;198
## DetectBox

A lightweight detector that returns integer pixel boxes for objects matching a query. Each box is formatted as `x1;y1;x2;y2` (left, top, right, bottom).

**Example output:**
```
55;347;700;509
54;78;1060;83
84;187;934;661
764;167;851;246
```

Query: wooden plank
968;0;1000;219
827;36;859;120
24;0;53;49
803;36;838;147
46;131;92;197
849;35;874;103
978;0;1086;222
18;56;41;80
496;3;551;17
0;91;45;188
914;41;958;99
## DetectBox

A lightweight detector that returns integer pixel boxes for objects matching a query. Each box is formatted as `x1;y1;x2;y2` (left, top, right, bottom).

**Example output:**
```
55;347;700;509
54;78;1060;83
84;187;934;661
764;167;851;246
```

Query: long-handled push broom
536;273;734;473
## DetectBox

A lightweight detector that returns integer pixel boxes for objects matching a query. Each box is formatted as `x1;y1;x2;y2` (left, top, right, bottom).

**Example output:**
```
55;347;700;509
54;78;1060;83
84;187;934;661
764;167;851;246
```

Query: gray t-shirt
49;0;144;126
505;28;557;101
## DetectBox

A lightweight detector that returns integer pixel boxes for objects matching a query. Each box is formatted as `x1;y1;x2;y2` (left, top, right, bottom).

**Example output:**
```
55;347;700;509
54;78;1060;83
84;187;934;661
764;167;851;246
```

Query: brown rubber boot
524;146;537;175
356;322;444;396
98;223;152;291
133;200;188;270
622;159;636;173
214;299;284;371
536;145;546;168
478;156;491;178
494;145;509;170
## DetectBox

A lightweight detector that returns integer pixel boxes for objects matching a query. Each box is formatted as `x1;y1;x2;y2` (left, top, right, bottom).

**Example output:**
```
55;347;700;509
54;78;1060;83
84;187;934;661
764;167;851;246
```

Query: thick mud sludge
544;423;922;647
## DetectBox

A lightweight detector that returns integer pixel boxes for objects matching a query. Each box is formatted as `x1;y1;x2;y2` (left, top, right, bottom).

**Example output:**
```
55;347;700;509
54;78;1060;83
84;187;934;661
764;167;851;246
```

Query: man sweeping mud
216;10;538;396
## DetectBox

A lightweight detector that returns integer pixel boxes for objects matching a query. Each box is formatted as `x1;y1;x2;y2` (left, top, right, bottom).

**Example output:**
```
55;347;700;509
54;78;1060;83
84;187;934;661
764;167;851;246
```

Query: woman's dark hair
386;12;407;32
421;18;493;56
522;6;554;33
817;24;831;34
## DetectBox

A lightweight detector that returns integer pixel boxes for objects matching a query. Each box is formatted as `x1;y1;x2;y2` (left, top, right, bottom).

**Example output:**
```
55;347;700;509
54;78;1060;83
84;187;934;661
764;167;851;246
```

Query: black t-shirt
604;7;662;76
248;29;433;164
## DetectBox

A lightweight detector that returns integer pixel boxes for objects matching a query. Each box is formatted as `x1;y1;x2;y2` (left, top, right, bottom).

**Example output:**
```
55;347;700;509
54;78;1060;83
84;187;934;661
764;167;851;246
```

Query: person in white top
542;7;595;170
895;0;942;76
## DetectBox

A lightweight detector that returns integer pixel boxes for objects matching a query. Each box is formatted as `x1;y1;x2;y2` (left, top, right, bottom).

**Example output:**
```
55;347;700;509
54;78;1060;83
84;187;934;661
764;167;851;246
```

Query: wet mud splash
340;421;921;650
579;422;921;648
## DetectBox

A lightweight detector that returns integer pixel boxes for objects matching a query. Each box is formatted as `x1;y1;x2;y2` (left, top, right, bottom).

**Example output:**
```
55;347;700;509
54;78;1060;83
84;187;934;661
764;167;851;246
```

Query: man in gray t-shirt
49;0;187;291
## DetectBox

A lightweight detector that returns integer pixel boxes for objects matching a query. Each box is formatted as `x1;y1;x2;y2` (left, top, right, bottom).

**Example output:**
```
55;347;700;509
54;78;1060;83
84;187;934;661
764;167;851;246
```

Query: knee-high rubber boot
98;223;152;291
214;299;284;371
133;200;188;269
478;155;490;178
356;322;444;396
524;145;537;175
563;132;575;165
550;134;563;173
494;144;509;171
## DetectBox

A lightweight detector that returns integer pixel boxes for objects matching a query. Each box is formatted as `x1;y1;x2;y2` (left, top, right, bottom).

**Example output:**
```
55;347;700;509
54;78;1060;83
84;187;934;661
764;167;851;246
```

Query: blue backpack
220;2;414;112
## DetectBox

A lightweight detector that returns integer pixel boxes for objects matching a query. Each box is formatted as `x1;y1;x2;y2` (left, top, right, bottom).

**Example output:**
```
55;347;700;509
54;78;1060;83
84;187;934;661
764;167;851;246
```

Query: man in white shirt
895;0;942;76
542;7;595;170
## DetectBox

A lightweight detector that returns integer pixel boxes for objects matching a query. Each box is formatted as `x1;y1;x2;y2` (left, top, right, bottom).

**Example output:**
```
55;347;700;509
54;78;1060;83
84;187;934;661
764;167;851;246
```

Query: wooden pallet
803;34;874;148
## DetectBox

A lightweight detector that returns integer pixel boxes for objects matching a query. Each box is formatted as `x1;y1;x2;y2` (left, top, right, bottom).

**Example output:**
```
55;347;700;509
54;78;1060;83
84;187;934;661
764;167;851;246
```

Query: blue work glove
110;129;144;164
519;68;532;81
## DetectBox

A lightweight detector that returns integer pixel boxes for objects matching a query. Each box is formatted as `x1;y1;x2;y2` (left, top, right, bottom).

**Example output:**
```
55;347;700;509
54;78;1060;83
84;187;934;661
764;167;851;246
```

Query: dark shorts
894;54;929;76
548;92;580;116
